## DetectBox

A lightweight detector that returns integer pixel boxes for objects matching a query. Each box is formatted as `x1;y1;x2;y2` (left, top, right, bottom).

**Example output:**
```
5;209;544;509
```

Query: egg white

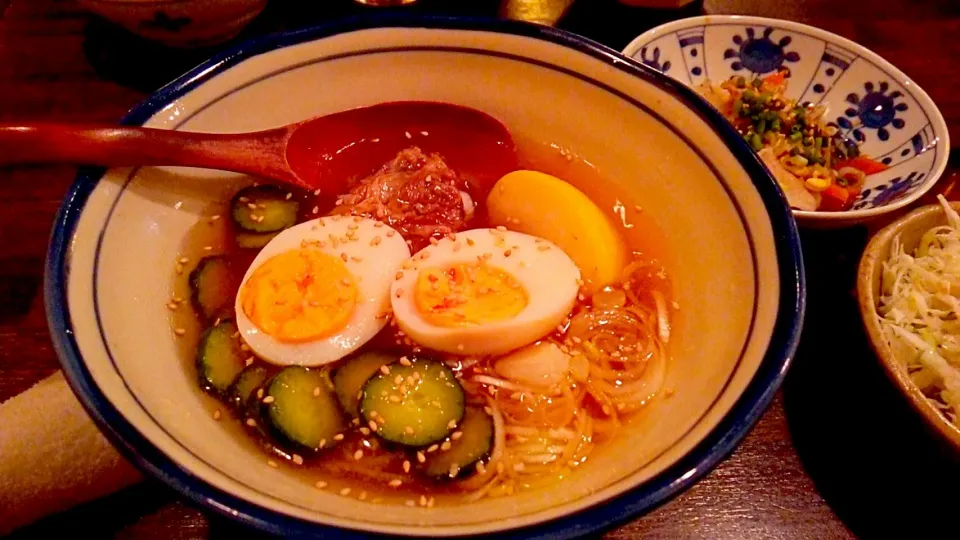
390;228;580;356
235;216;410;366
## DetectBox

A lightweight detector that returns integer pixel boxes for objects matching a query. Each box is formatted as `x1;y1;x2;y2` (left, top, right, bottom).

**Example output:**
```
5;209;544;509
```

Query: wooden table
2;0;958;538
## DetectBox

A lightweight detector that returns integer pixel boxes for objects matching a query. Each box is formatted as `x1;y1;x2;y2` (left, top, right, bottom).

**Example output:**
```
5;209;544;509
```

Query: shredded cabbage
879;195;960;426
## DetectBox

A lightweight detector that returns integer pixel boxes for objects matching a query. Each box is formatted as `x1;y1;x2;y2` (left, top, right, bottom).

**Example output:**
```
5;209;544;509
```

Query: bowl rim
857;201;960;451
623;14;951;222
44;14;805;539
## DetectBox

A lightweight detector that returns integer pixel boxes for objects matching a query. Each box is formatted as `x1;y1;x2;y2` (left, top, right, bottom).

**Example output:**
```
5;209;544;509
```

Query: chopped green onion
736;76;747;88
732;98;743;117
752;78;763;88
749;133;763;151
789;131;803;142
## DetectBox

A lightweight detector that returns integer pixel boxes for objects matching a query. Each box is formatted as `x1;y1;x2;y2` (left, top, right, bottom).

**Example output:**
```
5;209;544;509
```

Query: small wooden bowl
858;202;960;452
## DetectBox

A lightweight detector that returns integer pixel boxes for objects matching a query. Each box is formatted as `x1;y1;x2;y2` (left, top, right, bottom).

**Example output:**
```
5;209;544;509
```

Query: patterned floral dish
624;16;950;226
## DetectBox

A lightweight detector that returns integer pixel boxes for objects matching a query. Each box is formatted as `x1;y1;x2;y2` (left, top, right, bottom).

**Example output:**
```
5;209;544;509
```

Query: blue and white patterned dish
624;16;950;225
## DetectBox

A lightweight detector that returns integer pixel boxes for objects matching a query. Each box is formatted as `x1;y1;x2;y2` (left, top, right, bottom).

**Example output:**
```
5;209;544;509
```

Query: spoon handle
0;123;295;182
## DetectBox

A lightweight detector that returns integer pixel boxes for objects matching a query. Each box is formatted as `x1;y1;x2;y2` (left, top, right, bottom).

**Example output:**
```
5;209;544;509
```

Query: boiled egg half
235;216;410;366
391;228;580;356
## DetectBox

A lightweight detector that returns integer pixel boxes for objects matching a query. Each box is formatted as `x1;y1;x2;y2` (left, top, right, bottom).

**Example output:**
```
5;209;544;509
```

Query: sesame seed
246;418;257;427
578;293;586;301
240;344;250;352
267;460;278;468
405;131;412;139
313;386;321;396
447;419;457;429
386;229;396;237
358;491;368;501
292;454;304;465
359;427;371;436
370;236;382;247
334;433;345;441
514;462;526;472
210;215;221;222
340;252;348;262
427;497;435;508
451;431;463;440
345;230;356;239
405;500;416;507
351;256;363;262
420;131;429;136
399;356;412;366
389;394;401;403
315;480;328;489
166;302;178;310
247;202;258;210
427;444;439;453
484;406;493;415
420;495;428;507
476;461;487;475
402;460;411;473
353;449;364;460
417;451;426;463
175;264;183;274
504;249;512;257
440;441;452;451
212;409;221;421
174;328;186;336
456;344;465;351
368;420;379;432
448;464;460;477
496;225;507;231
256;388;264;399
262;396;275;404
340;487;351;496
238;196;249;202
538;245;551;251
634;205;643;212
312;206;319;214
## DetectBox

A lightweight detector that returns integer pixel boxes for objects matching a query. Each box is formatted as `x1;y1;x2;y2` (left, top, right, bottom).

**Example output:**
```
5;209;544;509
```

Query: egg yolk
414;262;528;327
239;249;358;342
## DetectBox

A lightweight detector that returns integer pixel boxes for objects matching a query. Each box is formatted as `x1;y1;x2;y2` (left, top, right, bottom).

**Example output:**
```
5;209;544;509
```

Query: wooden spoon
0;101;518;192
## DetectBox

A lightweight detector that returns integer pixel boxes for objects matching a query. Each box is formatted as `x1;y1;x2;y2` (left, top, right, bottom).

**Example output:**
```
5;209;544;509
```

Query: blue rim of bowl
622;14;951;222
44;14;805;539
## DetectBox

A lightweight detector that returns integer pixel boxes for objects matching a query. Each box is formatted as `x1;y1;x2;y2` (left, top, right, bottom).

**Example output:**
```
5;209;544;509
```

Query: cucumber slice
231;185;298;233
262;367;346;452
235;231;278;250
422;406;494;478
360;359;464;447
196;320;245;395
229;364;271;410
189;256;236;321
333;352;395;417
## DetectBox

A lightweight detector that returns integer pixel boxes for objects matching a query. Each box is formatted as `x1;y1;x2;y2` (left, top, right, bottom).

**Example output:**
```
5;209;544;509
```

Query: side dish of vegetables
698;71;888;212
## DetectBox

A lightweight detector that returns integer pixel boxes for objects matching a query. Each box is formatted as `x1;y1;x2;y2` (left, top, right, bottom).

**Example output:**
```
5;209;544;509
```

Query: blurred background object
618;0;697;6
77;0;268;47
501;0;575;25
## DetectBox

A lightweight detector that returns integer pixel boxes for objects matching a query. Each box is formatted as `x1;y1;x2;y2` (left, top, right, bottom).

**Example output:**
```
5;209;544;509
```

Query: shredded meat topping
332;147;474;250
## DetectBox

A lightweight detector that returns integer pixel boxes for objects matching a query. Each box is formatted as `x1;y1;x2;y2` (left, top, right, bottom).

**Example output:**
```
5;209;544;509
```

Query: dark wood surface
2;0;959;538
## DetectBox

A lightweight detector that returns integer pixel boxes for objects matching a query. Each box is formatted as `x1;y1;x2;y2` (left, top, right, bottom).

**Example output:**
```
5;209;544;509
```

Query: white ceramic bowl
46;16;804;538
624;16;950;227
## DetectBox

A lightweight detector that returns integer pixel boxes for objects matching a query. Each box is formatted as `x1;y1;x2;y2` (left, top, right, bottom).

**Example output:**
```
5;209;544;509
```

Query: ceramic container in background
46;16;803;538
858;202;960;453
78;0;267;48
624;16;950;227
